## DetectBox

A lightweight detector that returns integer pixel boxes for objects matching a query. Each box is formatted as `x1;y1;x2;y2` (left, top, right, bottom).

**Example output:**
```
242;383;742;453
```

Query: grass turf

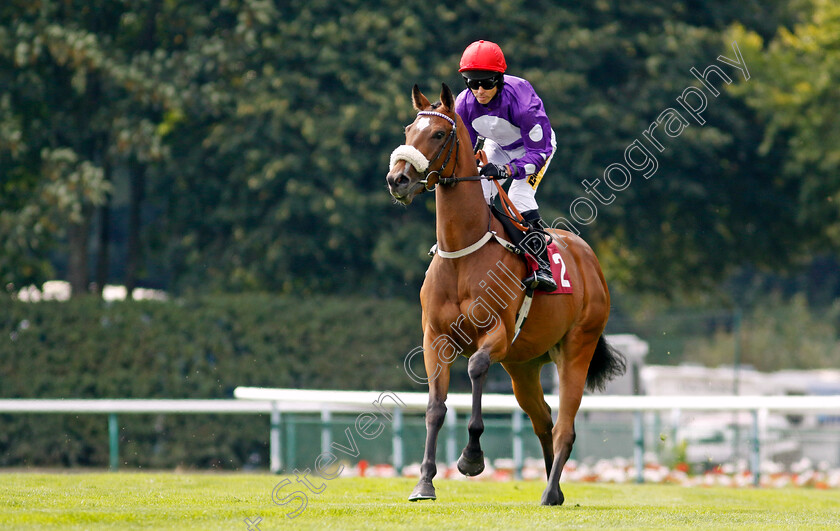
1;472;838;530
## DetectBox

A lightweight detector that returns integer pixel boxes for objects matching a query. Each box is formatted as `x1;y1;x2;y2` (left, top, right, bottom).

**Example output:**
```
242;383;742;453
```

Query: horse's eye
434;131;446;140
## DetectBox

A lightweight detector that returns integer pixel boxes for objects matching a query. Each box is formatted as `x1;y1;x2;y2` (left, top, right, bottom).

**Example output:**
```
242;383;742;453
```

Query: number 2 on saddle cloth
474;147;572;295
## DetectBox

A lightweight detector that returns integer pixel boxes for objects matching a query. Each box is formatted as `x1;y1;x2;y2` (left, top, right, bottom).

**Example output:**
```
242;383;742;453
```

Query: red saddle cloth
525;241;573;294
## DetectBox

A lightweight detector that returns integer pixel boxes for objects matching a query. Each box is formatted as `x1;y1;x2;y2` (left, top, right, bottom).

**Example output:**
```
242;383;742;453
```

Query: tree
728;0;840;251
1;0;814;299
0;0;174;295
683;293;840;371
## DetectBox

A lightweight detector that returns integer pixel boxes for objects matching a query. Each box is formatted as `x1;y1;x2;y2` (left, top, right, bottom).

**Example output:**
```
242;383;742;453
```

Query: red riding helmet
459;40;507;73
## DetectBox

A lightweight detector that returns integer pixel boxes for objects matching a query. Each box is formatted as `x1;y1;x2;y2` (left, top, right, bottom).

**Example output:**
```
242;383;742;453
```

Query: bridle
389;107;532;254
390;110;482;193
415;111;459;192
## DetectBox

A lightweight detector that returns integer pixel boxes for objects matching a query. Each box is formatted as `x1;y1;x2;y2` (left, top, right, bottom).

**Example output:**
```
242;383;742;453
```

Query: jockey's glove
480;162;509;180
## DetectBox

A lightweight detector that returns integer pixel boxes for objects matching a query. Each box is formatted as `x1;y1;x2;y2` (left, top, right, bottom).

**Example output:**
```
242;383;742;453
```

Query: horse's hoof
457;451;485;477
540;487;565;506
408;481;436;501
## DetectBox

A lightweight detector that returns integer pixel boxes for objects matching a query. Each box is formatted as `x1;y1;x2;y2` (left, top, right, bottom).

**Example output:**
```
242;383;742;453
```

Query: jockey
455;40;557;292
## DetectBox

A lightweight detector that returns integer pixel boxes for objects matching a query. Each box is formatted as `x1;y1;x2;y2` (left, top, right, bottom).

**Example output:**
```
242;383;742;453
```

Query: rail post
446;408;457;466
392;407;404;475
320;409;332;455
751;408;768;486
285;413;296;471
108;413;119;471
633;410;644;483
270;404;282;473
512;409;523;480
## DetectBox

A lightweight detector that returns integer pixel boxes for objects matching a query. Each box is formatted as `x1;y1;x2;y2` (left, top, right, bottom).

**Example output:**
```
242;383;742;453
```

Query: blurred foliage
0;2;838;408
683;294;840;371
728;0;840;249
0;0;175;290
0;294;422;396
0;293;422;466
3;1;839;471
606;259;840;369
1;0;833;298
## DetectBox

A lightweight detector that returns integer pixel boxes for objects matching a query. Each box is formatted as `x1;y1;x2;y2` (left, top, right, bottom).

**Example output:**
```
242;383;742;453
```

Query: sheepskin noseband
389;145;430;173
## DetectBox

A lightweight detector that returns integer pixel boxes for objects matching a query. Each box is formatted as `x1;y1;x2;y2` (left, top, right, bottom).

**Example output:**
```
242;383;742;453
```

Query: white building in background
552;334;650;396
641;364;766;396
602;334;649;395
641;364;840;398
580;333;840;398
15;280;167;302
575;334;840;466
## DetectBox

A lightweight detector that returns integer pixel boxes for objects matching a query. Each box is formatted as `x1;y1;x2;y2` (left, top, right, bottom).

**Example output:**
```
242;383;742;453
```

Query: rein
437;174;483;185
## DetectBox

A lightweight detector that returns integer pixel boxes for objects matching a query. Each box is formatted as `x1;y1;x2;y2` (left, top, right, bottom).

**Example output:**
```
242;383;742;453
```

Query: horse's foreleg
542;333;598;506
409;342;451;501
408;393;447;501
457;349;491;476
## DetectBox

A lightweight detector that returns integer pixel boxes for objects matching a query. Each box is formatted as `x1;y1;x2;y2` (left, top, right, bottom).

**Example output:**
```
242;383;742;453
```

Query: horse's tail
585;335;627;392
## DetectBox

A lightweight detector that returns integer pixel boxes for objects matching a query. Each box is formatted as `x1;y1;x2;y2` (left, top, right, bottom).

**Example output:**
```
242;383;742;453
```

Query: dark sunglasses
464;76;500;90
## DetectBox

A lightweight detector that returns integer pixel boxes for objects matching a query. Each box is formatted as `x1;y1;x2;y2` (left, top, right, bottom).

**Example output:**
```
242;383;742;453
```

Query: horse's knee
426;401;446;429
467;351;491;381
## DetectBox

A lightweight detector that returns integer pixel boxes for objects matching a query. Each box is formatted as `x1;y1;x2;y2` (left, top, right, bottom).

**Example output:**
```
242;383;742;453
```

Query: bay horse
386;83;625;505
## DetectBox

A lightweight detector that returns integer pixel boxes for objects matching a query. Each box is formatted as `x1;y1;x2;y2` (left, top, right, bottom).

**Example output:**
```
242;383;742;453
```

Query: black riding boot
521;209;557;292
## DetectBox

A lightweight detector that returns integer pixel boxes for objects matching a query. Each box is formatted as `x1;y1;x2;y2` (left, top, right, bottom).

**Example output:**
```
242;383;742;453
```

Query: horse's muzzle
386;169;417;204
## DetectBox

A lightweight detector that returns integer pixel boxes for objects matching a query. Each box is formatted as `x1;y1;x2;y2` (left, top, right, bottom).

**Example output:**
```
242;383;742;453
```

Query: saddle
427;204;571;295
490;205;571;295
427;204;573;341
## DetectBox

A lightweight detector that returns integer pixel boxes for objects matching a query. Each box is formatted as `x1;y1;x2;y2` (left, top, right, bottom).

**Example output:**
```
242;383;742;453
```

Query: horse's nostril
388;173;409;188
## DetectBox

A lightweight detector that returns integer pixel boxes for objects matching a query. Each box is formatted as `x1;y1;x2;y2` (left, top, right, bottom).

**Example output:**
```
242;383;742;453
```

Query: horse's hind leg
502;357;554;478
542;331;599;506
457;349;491;476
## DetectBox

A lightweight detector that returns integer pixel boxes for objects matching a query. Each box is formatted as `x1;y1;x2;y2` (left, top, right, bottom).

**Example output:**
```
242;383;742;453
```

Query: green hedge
0;294;423;468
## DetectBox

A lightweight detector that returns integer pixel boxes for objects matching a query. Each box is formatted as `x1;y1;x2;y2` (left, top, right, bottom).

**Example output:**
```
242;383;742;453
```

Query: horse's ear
440;83;454;110
412;84;430;111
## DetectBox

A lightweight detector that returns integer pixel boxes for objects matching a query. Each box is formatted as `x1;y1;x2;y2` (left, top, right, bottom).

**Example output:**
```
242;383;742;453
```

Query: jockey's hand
480;163;509;180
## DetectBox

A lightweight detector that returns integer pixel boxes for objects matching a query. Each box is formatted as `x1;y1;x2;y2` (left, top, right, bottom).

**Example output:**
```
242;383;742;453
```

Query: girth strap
512;287;535;344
